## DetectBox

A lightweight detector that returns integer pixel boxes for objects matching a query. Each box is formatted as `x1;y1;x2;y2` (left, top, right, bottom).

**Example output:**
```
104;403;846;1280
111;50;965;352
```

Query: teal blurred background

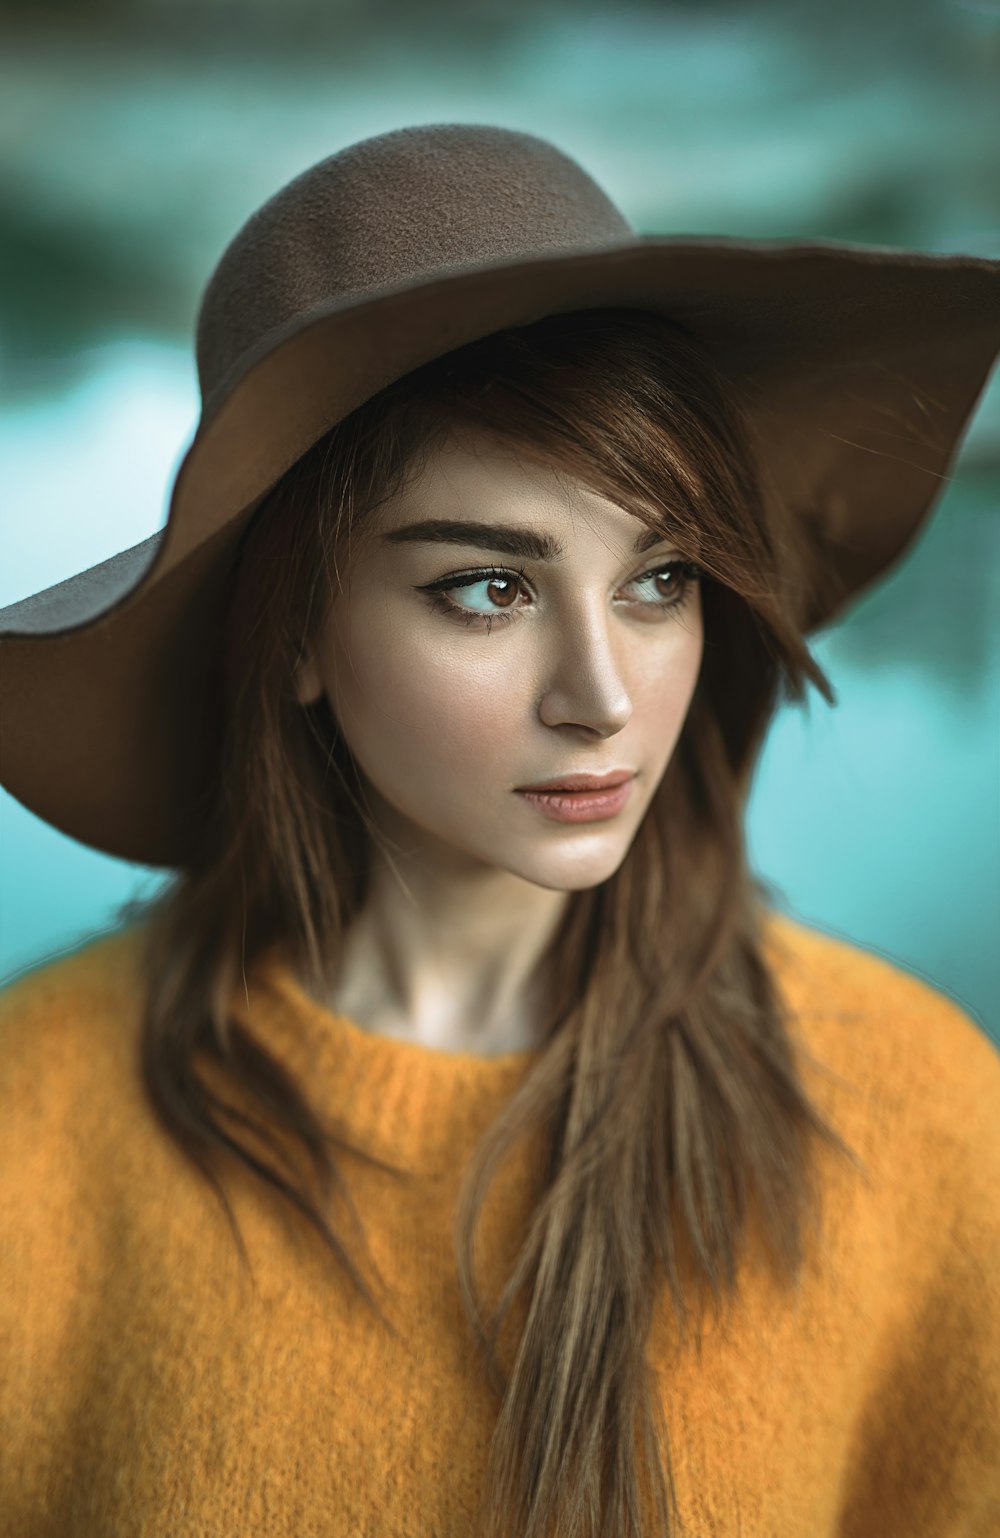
1;0;998;1040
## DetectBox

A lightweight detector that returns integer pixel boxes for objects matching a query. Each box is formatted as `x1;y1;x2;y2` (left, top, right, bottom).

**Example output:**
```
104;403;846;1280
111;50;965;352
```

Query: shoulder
0;922;147;1022
762;914;1000;1513
761;906;1000;1184
0;923;149;1123
0;926;158;1450
761;906;998;1064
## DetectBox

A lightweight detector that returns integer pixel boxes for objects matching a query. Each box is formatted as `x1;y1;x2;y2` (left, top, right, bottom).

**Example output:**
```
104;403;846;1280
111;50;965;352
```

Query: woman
1;122;998;1538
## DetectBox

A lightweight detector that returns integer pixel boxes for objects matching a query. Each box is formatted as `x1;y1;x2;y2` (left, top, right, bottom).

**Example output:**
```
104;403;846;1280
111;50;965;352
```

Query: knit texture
1;909;997;1536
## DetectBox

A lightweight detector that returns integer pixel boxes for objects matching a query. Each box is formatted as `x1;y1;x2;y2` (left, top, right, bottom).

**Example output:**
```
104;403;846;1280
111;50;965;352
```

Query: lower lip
515;778;635;822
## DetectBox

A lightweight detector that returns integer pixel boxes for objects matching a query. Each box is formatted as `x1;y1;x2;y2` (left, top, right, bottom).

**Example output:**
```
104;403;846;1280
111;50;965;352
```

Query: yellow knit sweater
1;910;997;1537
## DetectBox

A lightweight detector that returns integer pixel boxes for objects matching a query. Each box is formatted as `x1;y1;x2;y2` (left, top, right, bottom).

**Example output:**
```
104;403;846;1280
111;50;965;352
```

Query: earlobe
293;650;324;707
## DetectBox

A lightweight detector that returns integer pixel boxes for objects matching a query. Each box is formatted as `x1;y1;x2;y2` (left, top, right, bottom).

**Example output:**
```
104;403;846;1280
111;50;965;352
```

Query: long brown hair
108;307;868;1537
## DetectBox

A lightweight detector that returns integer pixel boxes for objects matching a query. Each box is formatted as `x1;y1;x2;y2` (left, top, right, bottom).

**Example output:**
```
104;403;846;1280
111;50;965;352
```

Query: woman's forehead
376;431;662;552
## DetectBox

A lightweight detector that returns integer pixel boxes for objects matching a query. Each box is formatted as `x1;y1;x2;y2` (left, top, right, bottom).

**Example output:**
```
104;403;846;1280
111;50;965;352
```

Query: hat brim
4;232;999;639
2;233;999;866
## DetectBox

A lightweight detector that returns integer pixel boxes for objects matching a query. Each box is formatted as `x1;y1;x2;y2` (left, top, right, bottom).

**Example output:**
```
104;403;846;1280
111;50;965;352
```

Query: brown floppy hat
2;121;999;871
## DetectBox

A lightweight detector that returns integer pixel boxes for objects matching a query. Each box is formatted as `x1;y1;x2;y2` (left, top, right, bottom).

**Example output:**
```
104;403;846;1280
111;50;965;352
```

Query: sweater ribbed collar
230;941;541;1178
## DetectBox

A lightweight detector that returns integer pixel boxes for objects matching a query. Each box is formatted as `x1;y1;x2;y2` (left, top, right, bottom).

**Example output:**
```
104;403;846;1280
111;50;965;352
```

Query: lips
516;770;635;793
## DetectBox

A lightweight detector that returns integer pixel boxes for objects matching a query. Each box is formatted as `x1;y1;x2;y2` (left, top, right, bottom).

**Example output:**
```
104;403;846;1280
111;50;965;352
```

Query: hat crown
194;123;634;411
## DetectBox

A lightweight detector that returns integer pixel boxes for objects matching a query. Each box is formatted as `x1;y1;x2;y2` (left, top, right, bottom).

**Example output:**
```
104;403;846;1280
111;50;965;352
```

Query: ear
293;647;325;707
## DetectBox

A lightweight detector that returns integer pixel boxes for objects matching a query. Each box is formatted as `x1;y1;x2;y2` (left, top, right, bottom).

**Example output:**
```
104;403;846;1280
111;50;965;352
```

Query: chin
509;856;628;894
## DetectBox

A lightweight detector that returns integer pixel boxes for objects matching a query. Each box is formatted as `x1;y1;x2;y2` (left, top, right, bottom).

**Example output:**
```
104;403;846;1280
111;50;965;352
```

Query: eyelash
418;559;704;636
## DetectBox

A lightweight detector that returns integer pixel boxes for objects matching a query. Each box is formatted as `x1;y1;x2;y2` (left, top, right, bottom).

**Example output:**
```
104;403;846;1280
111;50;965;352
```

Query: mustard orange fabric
1;910;997;1535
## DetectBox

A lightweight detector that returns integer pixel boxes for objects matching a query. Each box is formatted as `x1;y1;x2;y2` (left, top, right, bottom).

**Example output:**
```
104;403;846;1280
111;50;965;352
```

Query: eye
416;559;703;636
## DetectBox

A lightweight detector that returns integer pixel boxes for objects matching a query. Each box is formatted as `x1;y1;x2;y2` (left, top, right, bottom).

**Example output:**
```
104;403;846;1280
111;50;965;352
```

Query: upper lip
516;769;636;793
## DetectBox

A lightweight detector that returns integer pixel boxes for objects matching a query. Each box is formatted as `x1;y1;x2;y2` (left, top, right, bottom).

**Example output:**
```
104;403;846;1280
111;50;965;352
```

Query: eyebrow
379;519;670;561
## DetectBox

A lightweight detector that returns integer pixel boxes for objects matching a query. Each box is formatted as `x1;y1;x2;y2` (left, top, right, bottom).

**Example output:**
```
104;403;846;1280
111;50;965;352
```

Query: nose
534;607;635;735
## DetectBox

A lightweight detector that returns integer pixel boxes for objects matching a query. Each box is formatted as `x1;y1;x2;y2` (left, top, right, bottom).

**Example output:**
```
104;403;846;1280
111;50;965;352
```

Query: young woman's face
294;427;704;894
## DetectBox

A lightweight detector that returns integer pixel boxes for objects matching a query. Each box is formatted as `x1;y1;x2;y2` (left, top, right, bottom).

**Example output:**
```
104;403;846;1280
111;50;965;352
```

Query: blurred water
1;3;998;1037
2;3;999;382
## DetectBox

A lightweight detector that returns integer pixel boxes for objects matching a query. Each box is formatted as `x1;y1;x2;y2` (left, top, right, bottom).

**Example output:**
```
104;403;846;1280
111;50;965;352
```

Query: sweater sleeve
0;943;128;1529
834;988;1000;1538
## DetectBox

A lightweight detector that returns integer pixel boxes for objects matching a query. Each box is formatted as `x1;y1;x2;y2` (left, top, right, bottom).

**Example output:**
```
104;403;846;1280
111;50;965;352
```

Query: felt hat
2;121;999;870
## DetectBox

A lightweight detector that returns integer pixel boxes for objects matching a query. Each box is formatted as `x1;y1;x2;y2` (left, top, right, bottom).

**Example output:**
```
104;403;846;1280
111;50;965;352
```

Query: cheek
630;612;704;722
328;612;519;785
326;595;704;792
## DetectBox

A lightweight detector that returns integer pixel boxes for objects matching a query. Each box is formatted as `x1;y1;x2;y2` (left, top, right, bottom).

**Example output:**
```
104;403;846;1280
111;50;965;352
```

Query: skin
293;426;704;1056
